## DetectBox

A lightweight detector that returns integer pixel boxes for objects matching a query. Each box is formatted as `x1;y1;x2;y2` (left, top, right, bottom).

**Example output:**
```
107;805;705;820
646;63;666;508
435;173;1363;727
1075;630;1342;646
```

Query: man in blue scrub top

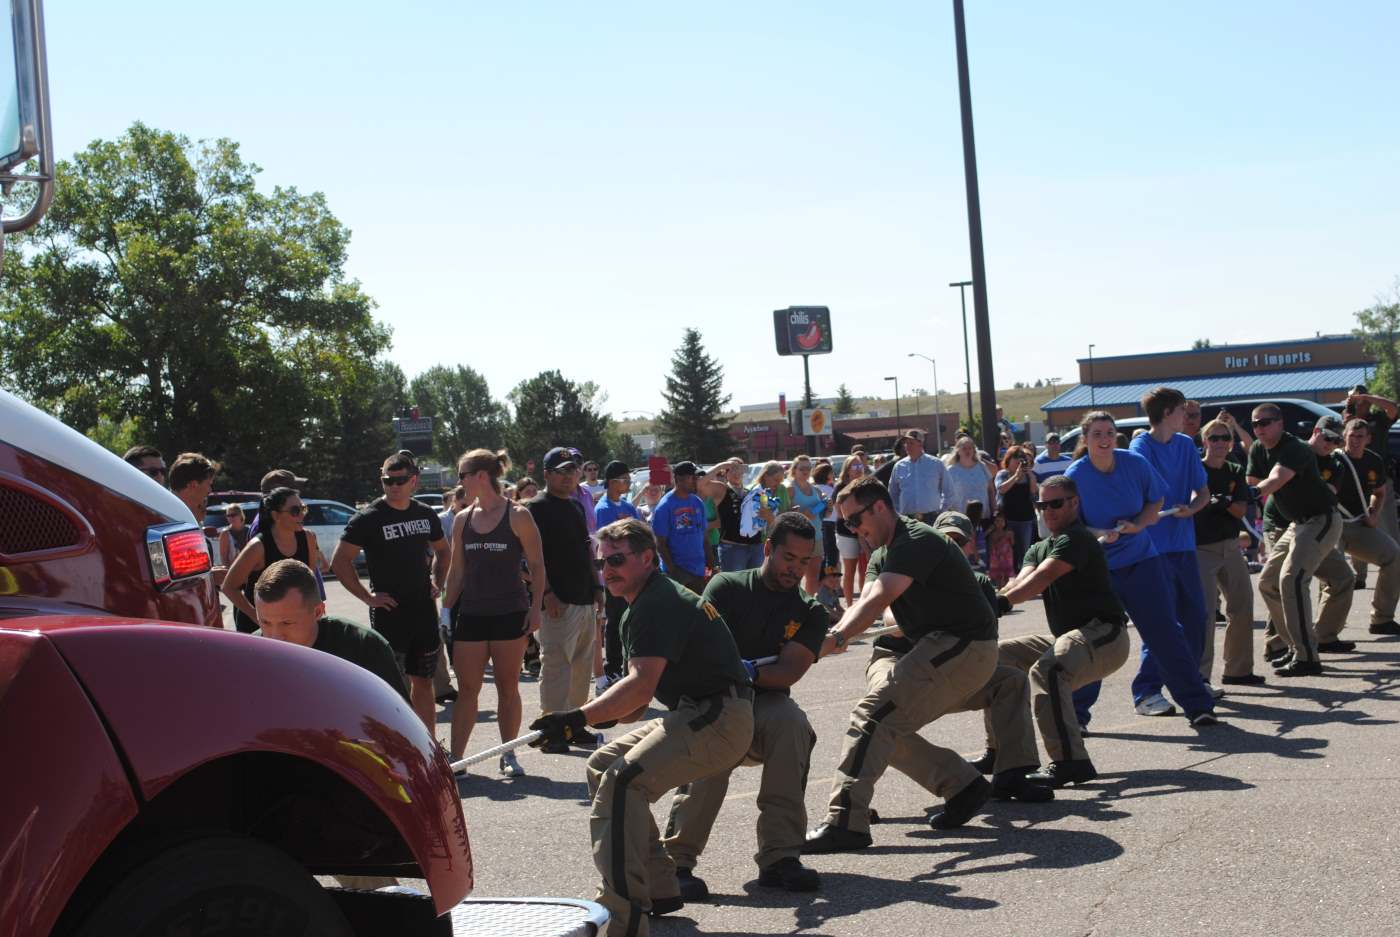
1065;412;1218;728
1129;387;1215;710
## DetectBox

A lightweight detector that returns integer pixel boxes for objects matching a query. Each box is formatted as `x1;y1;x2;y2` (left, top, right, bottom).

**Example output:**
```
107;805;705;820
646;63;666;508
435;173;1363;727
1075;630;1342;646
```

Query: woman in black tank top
220;487;323;633
440;449;547;776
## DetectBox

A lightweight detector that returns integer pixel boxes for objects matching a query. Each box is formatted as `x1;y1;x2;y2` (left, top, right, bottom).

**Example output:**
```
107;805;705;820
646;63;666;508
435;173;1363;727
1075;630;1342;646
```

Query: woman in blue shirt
1065;412;1218;726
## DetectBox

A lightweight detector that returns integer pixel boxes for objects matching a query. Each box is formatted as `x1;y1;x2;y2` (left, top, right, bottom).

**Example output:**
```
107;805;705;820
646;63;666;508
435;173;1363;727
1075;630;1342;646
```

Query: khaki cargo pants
539;601;596;713
993;620;1130;764
823;635;999;835
662;690;815;873
1196;539;1256;679
586;690;753;937
1258;511;1343;663
1318;523;1400;641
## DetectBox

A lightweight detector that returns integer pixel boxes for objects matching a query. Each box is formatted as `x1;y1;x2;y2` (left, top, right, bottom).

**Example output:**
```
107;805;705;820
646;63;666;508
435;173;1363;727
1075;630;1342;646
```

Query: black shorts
370;600;439;678
453;610;529;643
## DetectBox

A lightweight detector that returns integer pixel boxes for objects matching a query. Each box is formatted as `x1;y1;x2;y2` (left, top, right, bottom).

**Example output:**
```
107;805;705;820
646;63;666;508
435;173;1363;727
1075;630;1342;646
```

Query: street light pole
949;280;974;426
908;352;943;453
885;376;900;443
1088;345;1096;408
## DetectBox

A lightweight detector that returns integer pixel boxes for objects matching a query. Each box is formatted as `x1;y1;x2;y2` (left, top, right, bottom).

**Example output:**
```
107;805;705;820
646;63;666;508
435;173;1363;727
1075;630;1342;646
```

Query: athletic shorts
370;599;440;678
453;609;529;643
836;532;866;562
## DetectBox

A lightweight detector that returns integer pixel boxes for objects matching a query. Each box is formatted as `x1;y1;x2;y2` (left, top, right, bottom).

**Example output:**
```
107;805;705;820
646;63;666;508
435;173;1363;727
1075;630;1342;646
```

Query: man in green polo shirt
254;559;409;702
992;476;1131;786
803;477;1010;854
1248;403;1343;676
529;518;753;937
662;512;828;897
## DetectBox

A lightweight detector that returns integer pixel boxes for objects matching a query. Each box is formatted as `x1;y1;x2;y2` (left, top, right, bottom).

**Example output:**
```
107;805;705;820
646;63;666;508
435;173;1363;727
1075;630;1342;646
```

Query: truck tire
70;833;354;937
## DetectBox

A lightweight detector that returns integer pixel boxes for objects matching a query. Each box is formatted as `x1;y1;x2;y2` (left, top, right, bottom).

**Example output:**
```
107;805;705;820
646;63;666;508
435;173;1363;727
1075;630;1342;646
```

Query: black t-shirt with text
526;493;596;606
1195;460;1247;546
703;569;828;671
1246;434;1336;524
621;572;751;709
342;498;443;600
1021;523;1125;638
866;517;997;642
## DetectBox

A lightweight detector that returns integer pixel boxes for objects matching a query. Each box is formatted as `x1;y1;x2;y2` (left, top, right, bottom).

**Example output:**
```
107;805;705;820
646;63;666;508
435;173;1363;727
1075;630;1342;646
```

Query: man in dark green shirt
803;478;1009;855
993;477;1131;786
253;559;409;702
663;513;828;898
1248;404;1343;675
529;518;753;937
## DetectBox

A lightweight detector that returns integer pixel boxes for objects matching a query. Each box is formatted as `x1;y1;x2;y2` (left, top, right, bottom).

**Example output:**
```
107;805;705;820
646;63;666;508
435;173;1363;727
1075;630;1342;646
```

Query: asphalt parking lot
244;575;1400;937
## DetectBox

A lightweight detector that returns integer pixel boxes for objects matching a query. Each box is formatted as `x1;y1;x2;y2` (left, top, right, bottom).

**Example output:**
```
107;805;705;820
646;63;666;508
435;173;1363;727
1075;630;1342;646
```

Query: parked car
414;493;445;509
204;498;359;568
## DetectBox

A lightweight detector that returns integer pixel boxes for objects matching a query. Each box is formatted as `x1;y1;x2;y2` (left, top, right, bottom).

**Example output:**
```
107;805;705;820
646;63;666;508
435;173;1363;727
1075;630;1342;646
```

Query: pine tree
835;383;856;415
655;328;733;462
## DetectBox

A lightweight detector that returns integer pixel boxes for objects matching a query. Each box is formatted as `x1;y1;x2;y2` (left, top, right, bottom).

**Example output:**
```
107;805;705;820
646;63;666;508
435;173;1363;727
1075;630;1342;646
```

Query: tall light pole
885;375;901;443
949;280;974;425
952;0;999;456
1088;345;1096;408
908;352;943;453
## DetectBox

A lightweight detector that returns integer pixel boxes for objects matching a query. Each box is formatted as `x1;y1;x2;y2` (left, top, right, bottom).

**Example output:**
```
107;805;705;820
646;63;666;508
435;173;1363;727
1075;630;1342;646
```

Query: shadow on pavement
455;771;590;804
1091;720;1331;759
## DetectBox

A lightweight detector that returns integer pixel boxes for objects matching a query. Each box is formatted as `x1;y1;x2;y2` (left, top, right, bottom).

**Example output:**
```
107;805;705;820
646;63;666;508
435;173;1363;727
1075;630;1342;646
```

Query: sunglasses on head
381;475;413;486
596;551;634;569
1206;433;1232;442
1034;497;1070;511
1251;417;1278;427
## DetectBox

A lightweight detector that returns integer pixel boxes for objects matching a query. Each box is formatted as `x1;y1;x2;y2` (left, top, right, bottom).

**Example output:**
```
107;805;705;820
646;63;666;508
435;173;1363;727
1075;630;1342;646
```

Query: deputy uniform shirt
257;615;410;702
1129;432;1206;554
703;568;828;679
1195;460;1247;546
1338;447;1389;519
1021;523;1126;638
1317;451;1349;495
621;571;751;709
865;516;997;643
1246;434;1336;524
527;493;597;606
1342;405;1395;461
342;498;443;599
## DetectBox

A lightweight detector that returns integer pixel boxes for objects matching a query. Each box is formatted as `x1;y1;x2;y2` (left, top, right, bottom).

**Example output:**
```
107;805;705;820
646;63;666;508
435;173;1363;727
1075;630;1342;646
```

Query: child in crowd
814;564;844;623
965;500;988;571
986;512;1015;586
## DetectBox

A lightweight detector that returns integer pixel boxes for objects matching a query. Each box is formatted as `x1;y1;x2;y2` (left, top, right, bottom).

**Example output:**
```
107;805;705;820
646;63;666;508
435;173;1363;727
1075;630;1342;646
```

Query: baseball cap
1315;415;1344;444
1045;432;1061;443
934;511;974;542
543;447;581;472
672;460;699;478
900;428;926;443
603;460;630;481
822;564;841;578
261;468;309;493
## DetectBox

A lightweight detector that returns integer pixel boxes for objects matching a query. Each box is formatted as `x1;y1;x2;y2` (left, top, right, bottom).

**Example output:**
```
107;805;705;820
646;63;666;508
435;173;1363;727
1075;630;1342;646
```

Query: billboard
772;306;833;356
802;408;833;436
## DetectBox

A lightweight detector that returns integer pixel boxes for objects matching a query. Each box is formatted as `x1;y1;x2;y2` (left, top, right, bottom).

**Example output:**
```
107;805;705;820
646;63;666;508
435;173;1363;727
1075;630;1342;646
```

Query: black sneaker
1220;673;1267;686
929;776;992;830
1275;659;1323;677
435;688;458;704
990;768;1054;802
966;748;997;775
1188;711;1220;727
1026;759;1098;788
1264;645;1291;663
1317;640;1357;653
802;823;872;854
675;868;709;902
540;739;570;755
756;857;821;892
1270;652;1296;670
1368;620;1400;636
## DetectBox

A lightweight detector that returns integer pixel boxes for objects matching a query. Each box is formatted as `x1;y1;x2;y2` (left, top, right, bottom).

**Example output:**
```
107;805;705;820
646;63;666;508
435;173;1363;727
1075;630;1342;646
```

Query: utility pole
949;280;974;426
885;376;901;443
952;0;998;456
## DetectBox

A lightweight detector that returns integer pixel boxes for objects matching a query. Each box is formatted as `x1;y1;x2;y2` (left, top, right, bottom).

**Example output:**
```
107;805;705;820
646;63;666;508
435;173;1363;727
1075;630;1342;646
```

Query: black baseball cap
543;447;581;472
672;460;699;477
1315;415;1344;444
603;460;630;481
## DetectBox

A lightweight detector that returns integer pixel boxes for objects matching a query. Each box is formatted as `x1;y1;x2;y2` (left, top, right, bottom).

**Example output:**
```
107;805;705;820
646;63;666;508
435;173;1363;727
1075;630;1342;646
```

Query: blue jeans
1132;550;1207;701
1073;554;1215;723
1008;519;1036;570
719;541;764;572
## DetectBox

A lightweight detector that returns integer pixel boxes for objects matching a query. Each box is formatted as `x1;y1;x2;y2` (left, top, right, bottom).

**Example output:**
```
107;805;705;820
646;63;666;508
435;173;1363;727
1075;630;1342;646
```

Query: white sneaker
1134;693;1177;716
1205;682;1225;700
499;752;525;777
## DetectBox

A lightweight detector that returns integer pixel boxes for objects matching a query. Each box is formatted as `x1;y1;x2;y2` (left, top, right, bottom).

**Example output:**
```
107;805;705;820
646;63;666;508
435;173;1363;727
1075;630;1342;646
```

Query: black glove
529;709;588;748
995;594;1013;617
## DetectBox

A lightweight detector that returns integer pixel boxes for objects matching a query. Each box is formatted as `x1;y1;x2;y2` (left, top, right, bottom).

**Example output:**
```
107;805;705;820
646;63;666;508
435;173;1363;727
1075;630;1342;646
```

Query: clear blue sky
45;1;1400;420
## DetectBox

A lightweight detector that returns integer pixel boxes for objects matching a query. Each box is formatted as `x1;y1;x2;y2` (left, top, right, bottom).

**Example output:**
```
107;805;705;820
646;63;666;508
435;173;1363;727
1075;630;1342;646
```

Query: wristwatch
827;629;847;650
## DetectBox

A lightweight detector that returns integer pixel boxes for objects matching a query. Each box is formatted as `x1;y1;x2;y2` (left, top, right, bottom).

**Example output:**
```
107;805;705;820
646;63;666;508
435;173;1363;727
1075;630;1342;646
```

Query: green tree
835;383;856;415
655;328;732;461
504;370;610;476
303;359;406;505
1355;284;1400;400
1192;338;1213;350
0;123;389;488
408;364;507;466
604;425;646;466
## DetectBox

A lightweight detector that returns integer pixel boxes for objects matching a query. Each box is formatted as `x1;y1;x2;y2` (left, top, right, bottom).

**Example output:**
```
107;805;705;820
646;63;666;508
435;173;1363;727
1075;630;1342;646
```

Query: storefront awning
1044;365;1376;411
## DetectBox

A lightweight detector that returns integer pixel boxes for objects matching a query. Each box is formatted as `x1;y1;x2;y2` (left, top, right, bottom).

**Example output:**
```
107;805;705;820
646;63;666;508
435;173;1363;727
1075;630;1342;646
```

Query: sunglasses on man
843;501;877;530
1034;497;1071;511
381;475;413;486
1251;417;1278;428
595;551;634;569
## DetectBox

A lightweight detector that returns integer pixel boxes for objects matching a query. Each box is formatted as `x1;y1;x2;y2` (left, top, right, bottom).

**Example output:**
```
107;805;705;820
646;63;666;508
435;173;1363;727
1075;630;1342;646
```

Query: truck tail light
146;523;212;591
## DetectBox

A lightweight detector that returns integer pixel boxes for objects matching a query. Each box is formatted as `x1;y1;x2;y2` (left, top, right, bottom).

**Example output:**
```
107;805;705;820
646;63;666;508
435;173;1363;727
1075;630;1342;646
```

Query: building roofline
1075;334;1358;366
